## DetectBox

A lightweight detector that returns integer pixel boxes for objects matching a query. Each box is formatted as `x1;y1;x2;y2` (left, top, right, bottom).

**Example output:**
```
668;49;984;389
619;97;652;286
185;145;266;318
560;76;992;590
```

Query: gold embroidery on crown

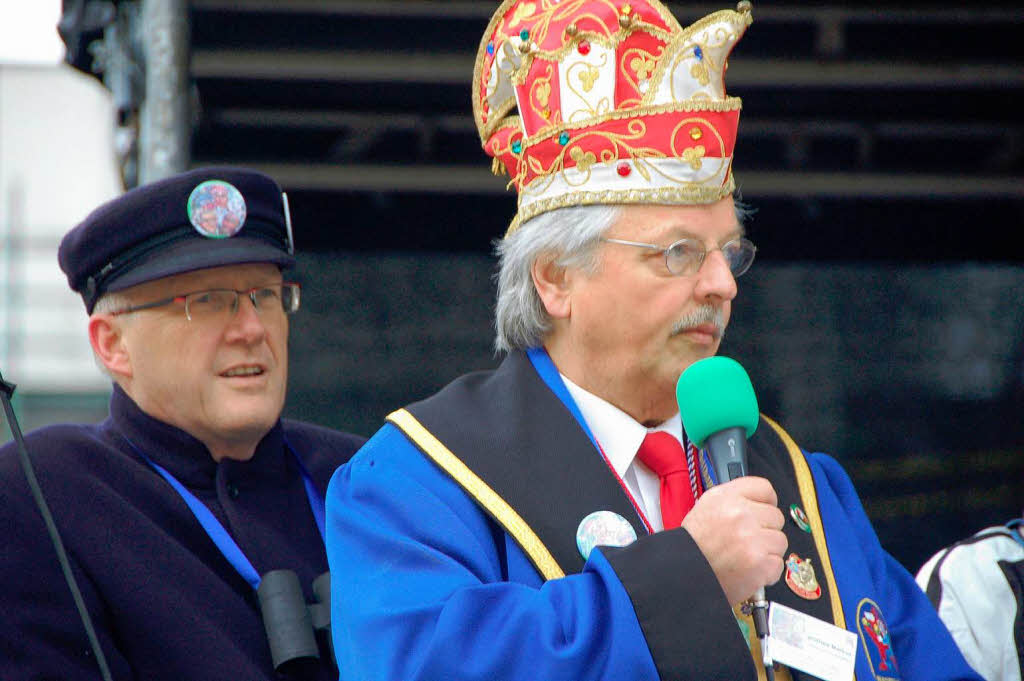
569;146;597;172
690;60;710;85
578;65;600;92
528;98;741;147
565;52;612;121
682;145;706;169
619;46;663;107
631;55;657;81
532;65;553;108
508;2;537;29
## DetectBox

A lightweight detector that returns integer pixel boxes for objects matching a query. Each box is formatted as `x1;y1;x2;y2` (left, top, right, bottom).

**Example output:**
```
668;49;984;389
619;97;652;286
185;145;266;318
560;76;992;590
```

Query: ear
530;253;573;320
88;315;133;379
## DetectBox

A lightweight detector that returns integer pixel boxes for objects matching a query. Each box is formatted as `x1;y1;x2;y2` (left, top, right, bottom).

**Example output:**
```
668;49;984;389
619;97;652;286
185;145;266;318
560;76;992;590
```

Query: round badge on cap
187;179;247;238
576;511;637;561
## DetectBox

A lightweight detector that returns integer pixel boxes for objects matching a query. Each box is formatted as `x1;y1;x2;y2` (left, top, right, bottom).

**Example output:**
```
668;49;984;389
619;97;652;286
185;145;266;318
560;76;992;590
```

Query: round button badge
576;511;637;561
187;179;247;238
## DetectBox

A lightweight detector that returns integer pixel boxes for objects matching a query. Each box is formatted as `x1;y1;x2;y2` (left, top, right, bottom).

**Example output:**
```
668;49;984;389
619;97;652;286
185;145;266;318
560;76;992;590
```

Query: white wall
0;63;123;392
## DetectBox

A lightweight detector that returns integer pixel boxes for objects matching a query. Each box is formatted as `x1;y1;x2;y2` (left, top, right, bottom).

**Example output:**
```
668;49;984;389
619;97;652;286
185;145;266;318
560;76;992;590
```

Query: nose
693;247;738;303
224;292;267;344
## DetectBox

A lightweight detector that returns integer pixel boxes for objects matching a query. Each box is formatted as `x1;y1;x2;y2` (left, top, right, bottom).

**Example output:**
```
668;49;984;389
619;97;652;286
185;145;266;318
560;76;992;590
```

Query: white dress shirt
561;374;688;532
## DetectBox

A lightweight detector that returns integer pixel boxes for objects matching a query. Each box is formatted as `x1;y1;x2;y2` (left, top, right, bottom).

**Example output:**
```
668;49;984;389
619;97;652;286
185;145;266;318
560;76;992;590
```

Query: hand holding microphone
676;357;787;672
679;476;786;605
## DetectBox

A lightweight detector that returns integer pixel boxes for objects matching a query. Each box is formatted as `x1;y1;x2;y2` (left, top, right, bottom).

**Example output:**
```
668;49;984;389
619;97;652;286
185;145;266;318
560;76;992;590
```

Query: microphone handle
703;427;773;672
751;586;772;671
704;426;749;482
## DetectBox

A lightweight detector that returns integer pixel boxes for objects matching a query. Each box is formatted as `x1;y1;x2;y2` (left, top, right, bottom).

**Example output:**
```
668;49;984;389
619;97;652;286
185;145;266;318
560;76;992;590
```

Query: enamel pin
784;552;822;600
790;503;812;533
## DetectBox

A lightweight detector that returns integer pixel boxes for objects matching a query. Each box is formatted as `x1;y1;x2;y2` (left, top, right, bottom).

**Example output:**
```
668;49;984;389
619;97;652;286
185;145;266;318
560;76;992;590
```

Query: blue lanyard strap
127;437;325;591
289;441;326;544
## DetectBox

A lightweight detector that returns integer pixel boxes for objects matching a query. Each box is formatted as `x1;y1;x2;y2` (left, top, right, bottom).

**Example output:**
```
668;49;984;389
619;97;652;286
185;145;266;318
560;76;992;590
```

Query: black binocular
257;569;333;674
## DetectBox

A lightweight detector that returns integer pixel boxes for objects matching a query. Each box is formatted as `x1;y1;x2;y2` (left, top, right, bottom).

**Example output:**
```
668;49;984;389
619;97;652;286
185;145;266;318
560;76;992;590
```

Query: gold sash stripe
387;408;566;581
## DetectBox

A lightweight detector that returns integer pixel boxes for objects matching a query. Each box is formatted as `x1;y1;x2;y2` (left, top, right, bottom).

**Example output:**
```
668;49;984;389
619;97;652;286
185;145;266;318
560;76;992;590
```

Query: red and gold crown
473;0;753;233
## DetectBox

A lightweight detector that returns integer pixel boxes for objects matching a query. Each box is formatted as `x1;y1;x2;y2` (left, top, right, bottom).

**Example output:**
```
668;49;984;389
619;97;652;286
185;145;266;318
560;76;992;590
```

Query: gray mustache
670;306;724;338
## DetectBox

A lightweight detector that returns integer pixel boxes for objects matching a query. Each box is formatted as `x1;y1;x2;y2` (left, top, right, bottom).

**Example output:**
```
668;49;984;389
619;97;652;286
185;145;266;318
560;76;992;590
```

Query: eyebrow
662;223;746;242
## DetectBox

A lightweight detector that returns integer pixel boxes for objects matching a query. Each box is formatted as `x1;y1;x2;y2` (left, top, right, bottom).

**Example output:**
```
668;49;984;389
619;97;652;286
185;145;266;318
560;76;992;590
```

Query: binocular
257;569;333;673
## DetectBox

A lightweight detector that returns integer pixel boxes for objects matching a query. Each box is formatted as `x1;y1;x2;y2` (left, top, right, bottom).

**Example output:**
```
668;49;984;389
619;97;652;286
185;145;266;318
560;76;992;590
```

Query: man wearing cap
0;167;364;680
324;3;980;681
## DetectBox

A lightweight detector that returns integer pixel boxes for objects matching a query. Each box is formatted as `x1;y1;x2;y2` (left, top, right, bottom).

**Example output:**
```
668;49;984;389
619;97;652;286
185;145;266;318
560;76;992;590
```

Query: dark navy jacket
0;385;364;680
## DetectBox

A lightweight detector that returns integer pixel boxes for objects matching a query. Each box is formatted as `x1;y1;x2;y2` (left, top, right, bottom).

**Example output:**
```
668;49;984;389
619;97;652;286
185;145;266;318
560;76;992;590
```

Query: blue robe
326;350;980;680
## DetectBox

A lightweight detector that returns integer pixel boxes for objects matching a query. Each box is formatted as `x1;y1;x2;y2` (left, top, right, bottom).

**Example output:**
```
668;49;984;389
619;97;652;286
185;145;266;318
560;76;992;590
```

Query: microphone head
676;356;759;448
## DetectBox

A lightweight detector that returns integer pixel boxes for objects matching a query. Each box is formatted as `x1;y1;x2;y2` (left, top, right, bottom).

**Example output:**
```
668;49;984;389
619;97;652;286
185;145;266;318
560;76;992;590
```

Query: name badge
767;602;857;681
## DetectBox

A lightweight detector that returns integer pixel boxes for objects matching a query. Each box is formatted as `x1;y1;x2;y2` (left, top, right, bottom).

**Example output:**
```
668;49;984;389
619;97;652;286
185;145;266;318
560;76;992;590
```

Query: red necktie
635;431;698;530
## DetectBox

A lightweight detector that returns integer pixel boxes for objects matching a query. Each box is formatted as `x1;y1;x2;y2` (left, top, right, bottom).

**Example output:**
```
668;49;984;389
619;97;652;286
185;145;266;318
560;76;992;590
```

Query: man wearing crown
325;2;981;679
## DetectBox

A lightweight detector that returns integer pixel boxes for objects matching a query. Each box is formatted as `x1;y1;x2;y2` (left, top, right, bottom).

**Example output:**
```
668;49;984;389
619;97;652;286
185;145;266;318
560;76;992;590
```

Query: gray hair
492;199;755;353
494;205;622;353
89;291;134;379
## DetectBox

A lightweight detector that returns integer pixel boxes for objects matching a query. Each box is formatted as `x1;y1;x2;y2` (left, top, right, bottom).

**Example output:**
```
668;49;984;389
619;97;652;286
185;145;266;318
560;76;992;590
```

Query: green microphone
676;356;774;676
676;356;759;483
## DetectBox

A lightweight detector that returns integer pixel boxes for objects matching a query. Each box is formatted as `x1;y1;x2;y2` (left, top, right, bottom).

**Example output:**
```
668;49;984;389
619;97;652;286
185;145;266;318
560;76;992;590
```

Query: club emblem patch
187;179;247;238
784;552;821;600
857;599;900;678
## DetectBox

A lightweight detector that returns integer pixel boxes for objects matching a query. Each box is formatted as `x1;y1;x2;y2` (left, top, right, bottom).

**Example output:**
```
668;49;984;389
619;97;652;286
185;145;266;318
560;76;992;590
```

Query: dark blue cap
58;166;296;313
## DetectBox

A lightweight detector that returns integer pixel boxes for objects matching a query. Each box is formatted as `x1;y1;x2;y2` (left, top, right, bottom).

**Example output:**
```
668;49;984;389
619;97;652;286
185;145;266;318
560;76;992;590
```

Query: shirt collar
109;383;288;489
559;374;684;478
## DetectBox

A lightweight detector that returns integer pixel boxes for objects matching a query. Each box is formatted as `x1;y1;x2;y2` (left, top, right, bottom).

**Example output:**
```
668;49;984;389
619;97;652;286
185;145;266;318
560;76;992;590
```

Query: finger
721;476;778;506
762;554;786;585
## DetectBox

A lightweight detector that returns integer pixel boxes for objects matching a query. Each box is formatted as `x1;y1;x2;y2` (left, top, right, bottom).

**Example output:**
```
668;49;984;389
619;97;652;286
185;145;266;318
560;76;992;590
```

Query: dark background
65;1;1024;572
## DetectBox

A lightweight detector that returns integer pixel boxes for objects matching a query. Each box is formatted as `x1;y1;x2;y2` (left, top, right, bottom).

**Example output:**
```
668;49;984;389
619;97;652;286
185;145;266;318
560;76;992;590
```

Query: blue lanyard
127;436;326;591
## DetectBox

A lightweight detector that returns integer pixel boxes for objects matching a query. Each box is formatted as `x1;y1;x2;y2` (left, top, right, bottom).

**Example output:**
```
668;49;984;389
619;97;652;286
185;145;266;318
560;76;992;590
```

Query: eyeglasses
109;283;301;322
601;236;757;277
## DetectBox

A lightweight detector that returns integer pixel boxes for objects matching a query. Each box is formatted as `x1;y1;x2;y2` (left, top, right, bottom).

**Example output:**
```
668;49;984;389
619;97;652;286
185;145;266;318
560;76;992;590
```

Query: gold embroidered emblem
508;2;536;29
631;56;656;81
535;81;551;108
682;145;705;170
691;60;710;86
689;127;703;140
570;146;597;172
579;66;599;93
